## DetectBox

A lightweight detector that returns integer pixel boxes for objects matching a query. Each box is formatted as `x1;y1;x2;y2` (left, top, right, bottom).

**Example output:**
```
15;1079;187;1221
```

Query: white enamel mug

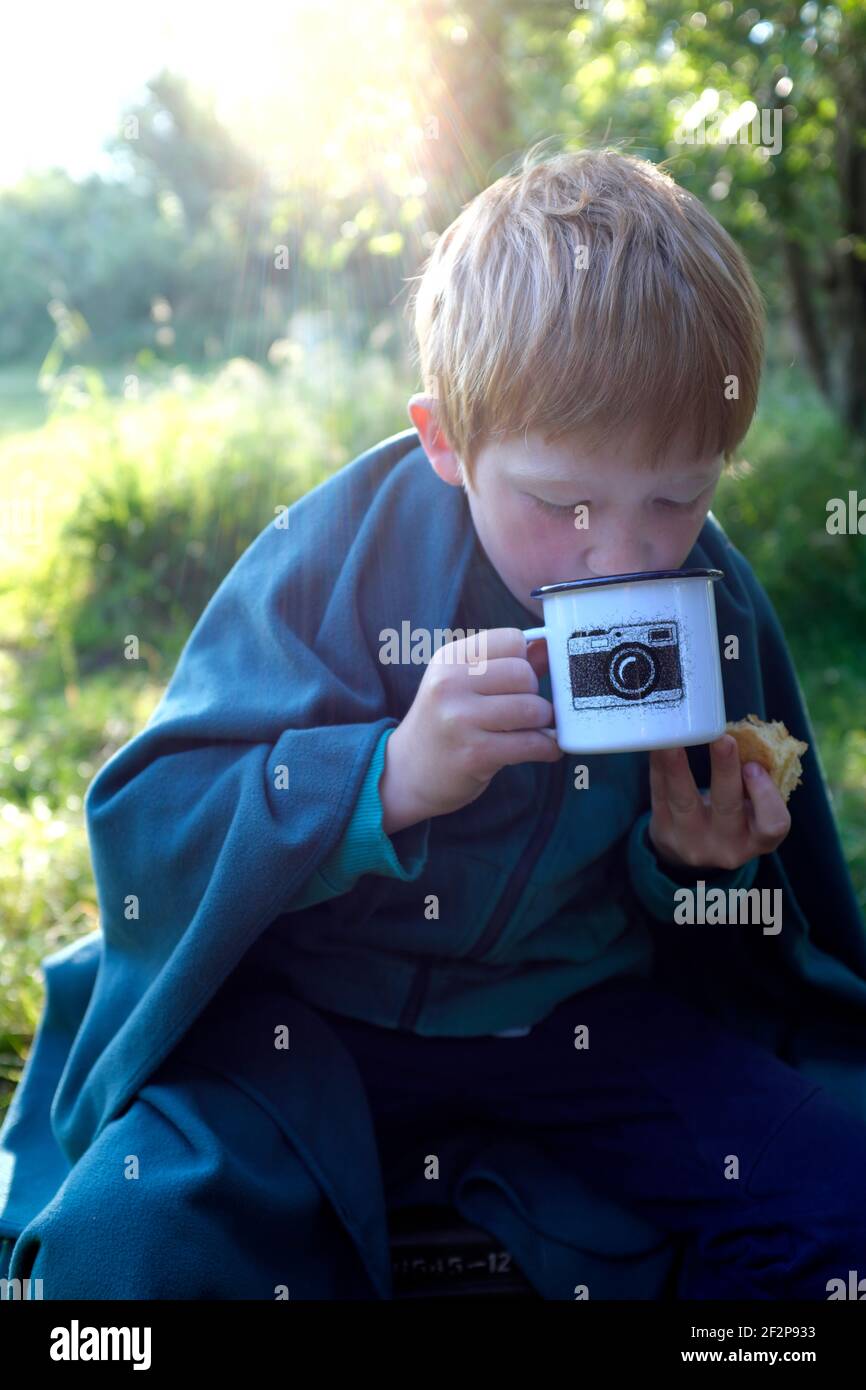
523;568;727;754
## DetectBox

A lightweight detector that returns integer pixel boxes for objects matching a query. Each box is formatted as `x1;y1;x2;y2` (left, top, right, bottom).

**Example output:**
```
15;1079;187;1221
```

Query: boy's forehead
500;432;721;482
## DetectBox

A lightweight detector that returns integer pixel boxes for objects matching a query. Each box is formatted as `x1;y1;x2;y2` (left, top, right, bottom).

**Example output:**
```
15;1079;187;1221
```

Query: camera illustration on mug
524;568;724;752
567;619;684;711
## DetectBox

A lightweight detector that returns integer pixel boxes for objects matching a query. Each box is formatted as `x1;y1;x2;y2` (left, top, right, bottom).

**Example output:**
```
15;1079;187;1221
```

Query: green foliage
715;370;866;890
2;5;864;434
716;371;866;641
1;350;410;681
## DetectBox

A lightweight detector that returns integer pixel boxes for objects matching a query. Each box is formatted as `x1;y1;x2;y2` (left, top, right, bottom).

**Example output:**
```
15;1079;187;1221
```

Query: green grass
1;355;864;1119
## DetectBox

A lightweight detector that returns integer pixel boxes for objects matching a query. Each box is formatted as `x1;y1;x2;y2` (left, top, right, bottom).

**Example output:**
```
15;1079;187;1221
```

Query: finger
463;656;540;695
742;762;792;848
648;749;669;807
473;692;556;734
708;735;747;820
482;728;565;767
659;747;702;819
648;750;674;834
435;626;528;669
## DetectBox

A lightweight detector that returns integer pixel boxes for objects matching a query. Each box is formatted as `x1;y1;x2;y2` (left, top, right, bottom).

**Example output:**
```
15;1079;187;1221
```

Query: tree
502;0;866;433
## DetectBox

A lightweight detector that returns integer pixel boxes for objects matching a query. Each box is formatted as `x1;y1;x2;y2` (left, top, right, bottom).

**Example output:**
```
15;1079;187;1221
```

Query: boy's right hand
379;628;563;835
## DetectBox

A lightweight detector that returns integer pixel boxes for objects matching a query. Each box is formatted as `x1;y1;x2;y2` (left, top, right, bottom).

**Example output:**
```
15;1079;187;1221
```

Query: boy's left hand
648;735;792;873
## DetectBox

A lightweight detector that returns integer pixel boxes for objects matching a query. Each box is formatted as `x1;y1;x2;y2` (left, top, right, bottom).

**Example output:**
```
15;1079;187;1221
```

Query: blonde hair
405;143;765;486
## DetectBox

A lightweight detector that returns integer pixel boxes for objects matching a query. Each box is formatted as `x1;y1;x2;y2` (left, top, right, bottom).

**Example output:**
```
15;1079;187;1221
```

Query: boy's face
408;396;724;622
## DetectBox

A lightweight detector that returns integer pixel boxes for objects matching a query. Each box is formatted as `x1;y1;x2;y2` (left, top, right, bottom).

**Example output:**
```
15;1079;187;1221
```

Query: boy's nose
585;545;652;578
582;516;652;578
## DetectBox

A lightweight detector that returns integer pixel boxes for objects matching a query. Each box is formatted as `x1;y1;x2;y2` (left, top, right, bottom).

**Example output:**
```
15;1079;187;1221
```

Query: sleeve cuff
317;726;431;889
626;808;760;924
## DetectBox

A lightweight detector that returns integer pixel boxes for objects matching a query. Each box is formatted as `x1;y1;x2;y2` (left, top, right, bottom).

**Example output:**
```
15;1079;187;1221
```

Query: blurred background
1;0;865;1113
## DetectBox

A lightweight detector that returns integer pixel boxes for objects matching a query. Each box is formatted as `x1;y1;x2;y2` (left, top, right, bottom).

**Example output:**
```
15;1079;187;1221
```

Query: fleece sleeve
291;726;432;910
626;807;760;924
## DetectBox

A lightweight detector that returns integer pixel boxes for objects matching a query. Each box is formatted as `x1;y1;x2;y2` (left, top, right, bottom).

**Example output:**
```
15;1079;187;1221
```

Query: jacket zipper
465;754;568;961
398;754;569;1030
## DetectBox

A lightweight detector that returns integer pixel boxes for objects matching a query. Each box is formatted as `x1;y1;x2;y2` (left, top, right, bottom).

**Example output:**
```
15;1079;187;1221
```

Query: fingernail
744;762;764;780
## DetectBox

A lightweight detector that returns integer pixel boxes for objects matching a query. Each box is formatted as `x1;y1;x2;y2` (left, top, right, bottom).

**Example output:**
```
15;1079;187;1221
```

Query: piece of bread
724;713;809;803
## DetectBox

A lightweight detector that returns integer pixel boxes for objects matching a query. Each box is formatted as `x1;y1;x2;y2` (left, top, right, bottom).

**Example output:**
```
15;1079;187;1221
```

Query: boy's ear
407;393;464;488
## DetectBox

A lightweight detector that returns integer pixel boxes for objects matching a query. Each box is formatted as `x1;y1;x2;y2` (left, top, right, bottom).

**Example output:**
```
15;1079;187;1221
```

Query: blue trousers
6;974;866;1299
320;976;866;1300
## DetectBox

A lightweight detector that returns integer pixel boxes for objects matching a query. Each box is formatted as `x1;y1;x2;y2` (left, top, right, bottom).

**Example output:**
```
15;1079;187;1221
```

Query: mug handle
522;626;558;741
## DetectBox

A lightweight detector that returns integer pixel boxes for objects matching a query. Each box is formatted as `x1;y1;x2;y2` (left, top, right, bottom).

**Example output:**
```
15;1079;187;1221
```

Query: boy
3;147;866;1301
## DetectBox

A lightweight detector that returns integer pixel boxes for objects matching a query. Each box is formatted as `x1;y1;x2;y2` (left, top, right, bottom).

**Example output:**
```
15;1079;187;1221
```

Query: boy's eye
528;494;584;517
656;498;690;511
526;493;702;517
